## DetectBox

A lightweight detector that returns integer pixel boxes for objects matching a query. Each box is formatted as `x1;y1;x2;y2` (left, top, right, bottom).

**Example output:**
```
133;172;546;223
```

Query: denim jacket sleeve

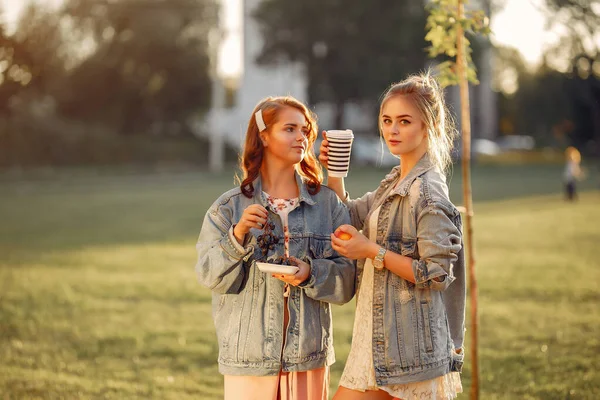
412;201;462;291
345;190;377;230
299;200;356;305
195;203;253;294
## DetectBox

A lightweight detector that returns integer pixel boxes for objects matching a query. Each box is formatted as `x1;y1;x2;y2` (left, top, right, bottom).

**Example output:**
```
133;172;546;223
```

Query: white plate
256;262;299;276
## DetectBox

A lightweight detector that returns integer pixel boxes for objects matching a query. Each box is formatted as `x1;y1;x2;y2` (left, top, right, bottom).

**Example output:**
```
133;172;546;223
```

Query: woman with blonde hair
196;96;355;400
320;72;465;400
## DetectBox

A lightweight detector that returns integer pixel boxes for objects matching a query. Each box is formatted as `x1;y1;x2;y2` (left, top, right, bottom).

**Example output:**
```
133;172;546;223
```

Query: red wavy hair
238;96;323;198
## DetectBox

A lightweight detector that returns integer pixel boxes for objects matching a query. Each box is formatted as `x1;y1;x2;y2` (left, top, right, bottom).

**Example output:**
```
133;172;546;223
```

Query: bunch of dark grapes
256;221;278;259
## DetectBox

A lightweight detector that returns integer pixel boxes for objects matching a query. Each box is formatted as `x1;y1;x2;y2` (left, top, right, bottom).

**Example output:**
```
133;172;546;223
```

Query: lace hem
340;372;462;400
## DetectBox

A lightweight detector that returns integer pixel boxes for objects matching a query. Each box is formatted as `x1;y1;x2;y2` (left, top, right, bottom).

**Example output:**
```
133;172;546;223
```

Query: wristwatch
373;247;387;270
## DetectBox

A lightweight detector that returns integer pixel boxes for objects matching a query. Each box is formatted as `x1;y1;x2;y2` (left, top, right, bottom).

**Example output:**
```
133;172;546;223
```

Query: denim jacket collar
386;153;435;197
252;170;317;207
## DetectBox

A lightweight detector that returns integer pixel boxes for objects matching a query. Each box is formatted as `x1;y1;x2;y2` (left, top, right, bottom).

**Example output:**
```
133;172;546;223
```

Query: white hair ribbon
255;109;266;132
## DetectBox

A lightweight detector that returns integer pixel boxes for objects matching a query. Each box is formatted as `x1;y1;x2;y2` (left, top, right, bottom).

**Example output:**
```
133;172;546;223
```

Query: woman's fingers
319;131;329;163
246;205;268;219
319;142;328;155
330;234;346;254
248;204;268;218
336;224;357;235
248;212;266;224
239;205;269;231
319;148;328;165
249;215;266;229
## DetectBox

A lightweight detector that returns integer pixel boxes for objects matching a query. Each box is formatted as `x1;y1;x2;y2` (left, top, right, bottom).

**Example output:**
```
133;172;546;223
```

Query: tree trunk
456;1;479;399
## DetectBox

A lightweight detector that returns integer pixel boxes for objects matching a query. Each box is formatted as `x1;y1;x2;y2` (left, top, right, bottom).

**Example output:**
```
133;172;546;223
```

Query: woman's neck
260;160;299;199
399;147;427;181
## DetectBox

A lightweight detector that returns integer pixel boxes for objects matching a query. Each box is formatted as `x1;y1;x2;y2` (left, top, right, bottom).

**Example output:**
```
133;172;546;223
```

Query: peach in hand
335;231;352;241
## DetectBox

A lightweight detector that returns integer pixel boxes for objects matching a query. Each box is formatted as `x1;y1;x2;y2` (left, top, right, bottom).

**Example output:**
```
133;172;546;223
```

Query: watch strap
373;246;386;269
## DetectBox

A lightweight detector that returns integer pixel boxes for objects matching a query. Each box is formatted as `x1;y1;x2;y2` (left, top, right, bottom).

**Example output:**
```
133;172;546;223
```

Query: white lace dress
339;206;462;400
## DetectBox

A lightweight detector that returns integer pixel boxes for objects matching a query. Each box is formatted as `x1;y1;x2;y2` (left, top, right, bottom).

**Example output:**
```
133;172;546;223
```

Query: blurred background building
202;0;499;170
201;0;308;171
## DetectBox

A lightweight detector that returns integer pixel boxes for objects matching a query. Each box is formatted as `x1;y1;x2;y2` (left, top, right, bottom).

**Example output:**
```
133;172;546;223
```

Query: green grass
0;163;599;399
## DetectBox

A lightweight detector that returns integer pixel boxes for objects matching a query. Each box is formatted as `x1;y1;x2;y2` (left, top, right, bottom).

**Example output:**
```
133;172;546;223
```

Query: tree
493;46;572;144
541;0;599;65
253;0;429;128
11;3;67;101
492;0;600;157
0;0;220;166
57;0;218;136
492;0;599;63
568;55;600;153
0;7;41;116
535;0;600;158
426;1;490;398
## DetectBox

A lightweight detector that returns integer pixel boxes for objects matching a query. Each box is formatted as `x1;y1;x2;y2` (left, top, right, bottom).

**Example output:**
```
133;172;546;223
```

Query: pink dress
223;193;329;400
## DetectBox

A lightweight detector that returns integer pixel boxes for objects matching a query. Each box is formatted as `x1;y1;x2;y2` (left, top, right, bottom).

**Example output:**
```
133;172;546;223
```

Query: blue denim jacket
346;154;465;386
195;172;356;376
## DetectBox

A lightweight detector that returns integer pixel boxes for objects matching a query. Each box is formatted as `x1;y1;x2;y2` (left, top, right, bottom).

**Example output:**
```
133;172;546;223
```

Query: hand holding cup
318;131;329;165
321;129;354;178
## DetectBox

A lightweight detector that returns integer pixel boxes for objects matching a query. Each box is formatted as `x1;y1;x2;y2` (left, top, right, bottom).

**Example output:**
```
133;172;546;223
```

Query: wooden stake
456;1;479;398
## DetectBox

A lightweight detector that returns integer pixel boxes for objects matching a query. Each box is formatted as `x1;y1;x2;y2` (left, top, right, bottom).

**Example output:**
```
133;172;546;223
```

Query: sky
0;0;588;77
490;0;553;65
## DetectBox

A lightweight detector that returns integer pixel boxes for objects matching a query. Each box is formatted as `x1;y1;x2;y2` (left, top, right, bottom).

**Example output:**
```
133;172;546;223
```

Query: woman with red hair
195;96;355;400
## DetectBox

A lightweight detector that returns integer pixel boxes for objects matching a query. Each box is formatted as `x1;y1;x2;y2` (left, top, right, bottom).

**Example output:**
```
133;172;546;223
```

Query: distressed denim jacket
346;153;465;386
195;172;355;376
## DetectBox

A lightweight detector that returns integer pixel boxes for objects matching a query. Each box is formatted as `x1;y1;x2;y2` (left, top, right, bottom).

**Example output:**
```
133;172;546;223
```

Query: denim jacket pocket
420;301;434;353
387;236;416;304
309;237;334;259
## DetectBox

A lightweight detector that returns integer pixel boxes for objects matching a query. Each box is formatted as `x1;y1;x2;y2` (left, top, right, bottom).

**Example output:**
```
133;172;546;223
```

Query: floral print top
262;192;299;258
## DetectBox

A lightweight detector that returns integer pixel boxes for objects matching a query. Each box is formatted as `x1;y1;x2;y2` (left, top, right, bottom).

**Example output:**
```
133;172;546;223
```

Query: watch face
373;247;386;270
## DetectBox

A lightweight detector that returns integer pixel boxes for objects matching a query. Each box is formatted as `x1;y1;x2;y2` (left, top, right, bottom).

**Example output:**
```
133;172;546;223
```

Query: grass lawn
0;163;599;399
